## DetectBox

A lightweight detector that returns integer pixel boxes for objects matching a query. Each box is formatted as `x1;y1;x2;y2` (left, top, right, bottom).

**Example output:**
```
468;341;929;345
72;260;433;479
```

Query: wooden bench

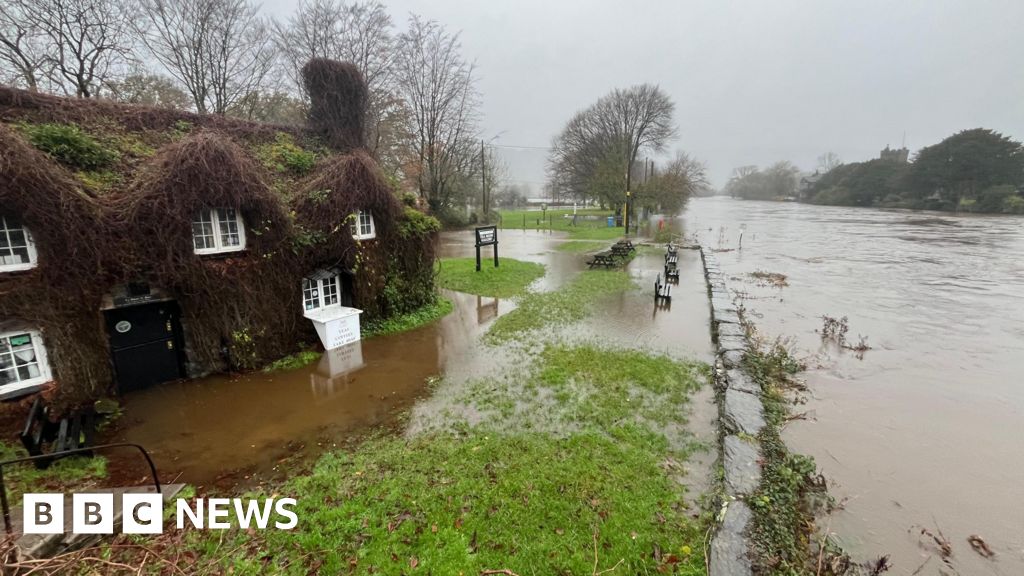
20;398;97;469
665;253;679;282
587;251;618;268
654;273;672;303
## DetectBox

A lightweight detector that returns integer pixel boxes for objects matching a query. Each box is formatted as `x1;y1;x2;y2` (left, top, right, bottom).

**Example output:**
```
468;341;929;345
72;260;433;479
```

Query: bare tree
274;0;393;93
547;84;676;206
817;151;842;173
107;71;192;109
638;151;708;214
0;3;49;91
394;15;480;210
1;0;135;97
136;0;276;114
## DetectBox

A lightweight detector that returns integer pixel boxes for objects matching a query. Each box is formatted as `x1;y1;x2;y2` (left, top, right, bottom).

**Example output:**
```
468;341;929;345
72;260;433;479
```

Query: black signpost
475;225;499;271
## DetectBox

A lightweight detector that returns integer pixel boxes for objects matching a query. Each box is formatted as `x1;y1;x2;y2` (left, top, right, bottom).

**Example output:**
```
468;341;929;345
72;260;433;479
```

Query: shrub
1004;194;1024;214
20;123;119;170
396;206;441;239
976;185;1019;213
257;132;317;175
434;205;471;229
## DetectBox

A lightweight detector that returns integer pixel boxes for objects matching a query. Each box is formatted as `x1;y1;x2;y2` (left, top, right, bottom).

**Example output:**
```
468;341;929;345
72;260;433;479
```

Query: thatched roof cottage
0;60;438;412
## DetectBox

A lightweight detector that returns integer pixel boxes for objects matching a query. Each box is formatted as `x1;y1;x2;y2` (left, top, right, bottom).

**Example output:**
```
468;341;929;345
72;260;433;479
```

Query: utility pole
624;162;631;236
480;139;486;223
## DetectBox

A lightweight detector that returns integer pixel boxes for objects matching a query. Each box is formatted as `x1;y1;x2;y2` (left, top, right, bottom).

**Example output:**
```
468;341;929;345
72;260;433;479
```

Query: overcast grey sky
268;0;1024;189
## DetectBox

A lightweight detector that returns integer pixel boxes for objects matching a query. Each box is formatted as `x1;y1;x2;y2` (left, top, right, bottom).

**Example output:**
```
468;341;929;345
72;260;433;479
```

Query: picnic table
587;250;618;268
610;244;631;258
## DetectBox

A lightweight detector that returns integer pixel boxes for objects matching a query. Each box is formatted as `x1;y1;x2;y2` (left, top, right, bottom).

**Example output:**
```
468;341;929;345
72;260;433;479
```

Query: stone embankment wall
699;247;766;576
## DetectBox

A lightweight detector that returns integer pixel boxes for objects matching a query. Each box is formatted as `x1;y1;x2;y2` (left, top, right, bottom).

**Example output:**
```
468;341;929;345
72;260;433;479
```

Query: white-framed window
192;208;246;255
0;215;38;272
303;274;341;311
0;330;52;393
351;210;375;240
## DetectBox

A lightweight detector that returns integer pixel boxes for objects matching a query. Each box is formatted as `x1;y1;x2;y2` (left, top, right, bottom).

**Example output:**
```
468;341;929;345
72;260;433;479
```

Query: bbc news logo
23;494;298;534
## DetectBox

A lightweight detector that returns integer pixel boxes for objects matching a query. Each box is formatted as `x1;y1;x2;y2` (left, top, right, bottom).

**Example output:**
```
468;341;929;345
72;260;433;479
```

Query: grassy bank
743;340;844;574
497;208;625;240
436;257;545;298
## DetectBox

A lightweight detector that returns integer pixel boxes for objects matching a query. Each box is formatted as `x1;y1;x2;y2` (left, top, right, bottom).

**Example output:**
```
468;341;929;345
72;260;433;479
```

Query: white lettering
176;498;203;529
22;494;63;534
207;498;231;529
274;498;298;530
72;494;113;534
233;498;274;529
123;493;163;534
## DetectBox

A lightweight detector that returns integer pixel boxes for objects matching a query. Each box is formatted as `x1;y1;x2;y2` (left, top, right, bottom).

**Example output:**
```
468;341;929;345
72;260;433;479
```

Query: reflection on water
683;197;1024;575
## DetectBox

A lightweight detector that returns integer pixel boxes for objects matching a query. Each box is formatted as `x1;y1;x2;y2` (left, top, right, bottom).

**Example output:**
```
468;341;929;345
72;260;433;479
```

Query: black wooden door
104;301;184;392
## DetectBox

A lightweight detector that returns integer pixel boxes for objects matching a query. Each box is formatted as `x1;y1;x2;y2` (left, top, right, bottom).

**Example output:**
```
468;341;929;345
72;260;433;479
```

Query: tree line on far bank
724;128;1024;214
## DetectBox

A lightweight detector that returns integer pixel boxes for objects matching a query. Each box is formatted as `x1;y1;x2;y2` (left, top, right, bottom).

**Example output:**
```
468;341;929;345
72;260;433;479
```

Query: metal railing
0;443;162;535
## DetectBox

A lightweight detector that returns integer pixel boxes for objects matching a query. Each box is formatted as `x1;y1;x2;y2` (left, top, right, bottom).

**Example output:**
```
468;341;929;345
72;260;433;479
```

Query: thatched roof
0;123;103;278
111;131;291;265
292;151;402;264
0;85;301;138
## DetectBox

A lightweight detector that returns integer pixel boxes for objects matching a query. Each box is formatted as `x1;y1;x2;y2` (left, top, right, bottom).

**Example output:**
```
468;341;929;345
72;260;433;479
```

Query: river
681;197;1024;575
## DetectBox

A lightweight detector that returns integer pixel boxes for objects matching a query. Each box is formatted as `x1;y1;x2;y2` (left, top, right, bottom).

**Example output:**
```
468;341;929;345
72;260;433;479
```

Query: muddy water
110;229;717;494
682;197;1024;574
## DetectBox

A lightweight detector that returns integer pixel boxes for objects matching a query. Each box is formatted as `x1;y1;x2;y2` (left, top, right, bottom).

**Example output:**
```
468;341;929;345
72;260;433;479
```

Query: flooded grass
362;297;454;337
435;257;545;297
555;240;606;252
262;349;320;372
497;208;626;240
486;270;637;343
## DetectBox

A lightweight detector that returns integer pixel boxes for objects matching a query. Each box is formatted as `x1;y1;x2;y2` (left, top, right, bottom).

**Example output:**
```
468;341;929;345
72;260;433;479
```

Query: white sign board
304;306;363;350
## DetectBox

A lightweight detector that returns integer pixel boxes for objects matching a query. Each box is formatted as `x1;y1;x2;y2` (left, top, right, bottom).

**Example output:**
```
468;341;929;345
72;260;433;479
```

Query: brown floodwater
682;197;1024;574
108;228;718;496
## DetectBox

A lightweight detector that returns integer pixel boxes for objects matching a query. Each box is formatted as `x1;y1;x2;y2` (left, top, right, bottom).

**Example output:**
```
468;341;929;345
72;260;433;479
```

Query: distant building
879;145;910;163
798;171;823;201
